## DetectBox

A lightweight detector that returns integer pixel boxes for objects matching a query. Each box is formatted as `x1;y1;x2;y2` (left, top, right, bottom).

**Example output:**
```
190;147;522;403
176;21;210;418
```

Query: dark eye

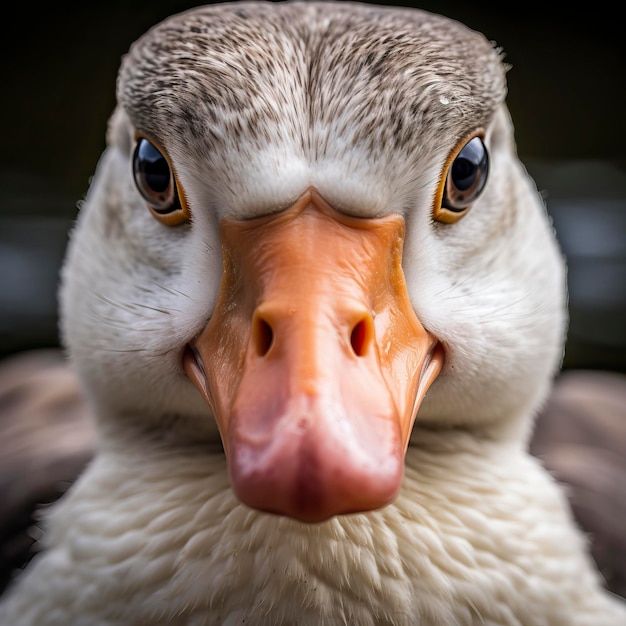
132;137;190;225
433;134;489;223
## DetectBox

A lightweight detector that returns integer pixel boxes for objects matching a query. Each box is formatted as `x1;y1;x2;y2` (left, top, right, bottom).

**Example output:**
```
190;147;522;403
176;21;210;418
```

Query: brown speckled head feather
117;1;506;216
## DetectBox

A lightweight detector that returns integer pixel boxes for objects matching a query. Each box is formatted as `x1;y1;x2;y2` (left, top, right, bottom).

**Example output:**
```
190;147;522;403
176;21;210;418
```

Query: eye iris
443;136;489;212
132;138;180;214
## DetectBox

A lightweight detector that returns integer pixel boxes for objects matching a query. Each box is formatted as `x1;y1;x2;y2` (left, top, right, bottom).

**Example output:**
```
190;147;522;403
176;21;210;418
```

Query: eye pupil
144;163;170;194
451;158;476;191
442;136;489;213
132;138;181;214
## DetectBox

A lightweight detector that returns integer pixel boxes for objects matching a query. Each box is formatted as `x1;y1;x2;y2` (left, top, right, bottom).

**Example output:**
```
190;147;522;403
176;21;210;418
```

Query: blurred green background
1;0;625;370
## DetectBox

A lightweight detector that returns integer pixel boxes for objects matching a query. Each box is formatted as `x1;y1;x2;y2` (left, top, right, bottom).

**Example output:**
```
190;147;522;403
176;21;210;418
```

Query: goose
1;1;624;624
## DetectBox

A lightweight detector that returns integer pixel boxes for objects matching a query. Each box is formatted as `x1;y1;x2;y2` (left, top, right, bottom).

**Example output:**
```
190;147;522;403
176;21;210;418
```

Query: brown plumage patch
0;351;95;596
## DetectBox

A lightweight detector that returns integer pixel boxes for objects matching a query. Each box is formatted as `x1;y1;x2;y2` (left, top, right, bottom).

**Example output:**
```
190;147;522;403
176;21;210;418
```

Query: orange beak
183;189;443;522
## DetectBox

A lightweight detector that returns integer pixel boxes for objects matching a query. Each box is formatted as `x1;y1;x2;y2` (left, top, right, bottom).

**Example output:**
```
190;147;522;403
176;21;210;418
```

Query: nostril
350;317;373;357
253;316;274;357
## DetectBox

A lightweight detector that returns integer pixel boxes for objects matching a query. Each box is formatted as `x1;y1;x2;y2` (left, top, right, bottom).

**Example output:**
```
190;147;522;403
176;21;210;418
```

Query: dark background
1;1;625;371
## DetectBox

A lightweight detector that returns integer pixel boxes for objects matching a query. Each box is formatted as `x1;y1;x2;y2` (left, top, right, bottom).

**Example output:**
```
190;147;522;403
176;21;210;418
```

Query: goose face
59;1;566;521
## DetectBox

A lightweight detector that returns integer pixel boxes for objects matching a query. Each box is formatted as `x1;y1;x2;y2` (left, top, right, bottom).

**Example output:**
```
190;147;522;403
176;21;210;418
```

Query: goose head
59;1;566;523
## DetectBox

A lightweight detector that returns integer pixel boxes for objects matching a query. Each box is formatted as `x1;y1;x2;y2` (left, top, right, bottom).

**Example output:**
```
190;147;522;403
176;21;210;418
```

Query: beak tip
228;432;405;523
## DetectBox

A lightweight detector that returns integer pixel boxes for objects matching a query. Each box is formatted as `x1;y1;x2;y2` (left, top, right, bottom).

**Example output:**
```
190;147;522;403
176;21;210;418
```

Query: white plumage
1;2;624;624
